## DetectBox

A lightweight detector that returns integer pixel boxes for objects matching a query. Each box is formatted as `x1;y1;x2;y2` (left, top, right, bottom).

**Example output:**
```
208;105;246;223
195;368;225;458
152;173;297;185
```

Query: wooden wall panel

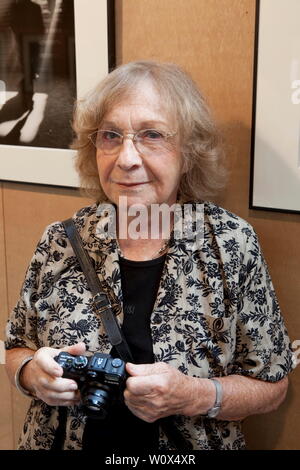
0;183;13;450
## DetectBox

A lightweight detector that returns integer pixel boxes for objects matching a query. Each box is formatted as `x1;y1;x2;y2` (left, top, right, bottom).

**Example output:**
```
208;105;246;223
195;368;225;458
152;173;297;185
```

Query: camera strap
63;218;134;363
62;218;192;452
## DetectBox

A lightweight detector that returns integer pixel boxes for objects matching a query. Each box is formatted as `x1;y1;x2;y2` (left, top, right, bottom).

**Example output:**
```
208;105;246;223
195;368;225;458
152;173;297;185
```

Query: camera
54;351;127;419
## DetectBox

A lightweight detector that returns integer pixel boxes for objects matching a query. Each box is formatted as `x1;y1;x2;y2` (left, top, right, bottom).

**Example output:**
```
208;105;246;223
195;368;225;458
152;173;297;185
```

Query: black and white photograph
0;0;76;149
0;0;111;187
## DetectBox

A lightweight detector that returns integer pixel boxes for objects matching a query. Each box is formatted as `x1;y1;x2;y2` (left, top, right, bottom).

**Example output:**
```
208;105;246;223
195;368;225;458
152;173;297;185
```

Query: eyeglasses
88;129;177;156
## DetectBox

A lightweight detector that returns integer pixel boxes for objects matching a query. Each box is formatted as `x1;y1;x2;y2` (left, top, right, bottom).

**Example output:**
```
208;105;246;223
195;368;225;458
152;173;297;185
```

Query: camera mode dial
74;356;88;369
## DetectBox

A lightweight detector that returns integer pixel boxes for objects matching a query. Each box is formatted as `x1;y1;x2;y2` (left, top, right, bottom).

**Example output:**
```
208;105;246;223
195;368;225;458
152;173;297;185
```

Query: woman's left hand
124;362;213;422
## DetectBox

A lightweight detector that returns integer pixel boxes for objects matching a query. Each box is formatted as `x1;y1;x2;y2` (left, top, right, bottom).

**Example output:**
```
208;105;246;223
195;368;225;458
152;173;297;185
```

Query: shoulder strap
62;218;134;363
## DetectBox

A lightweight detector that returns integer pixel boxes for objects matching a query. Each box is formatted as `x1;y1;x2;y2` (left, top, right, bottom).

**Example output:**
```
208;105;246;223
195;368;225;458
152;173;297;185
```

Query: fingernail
70;383;78;390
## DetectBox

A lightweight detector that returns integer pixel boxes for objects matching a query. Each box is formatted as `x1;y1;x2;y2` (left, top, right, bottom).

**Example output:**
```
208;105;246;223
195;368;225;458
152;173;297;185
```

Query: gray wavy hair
71;60;227;203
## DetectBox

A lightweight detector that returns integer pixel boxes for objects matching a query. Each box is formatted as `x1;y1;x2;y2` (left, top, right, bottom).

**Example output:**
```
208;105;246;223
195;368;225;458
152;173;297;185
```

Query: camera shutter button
112;359;123;368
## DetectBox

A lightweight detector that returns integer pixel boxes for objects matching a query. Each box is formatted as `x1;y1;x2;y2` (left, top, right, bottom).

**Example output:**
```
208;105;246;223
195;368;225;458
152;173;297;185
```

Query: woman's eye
102;131;119;141
141;130;164;140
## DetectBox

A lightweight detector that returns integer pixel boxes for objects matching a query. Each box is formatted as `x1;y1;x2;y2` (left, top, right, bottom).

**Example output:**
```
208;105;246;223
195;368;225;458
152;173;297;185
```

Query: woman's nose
116;137;142;169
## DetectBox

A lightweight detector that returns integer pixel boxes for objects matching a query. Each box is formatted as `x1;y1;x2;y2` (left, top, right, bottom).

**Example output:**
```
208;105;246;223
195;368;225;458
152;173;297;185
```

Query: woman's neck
116;206;174;261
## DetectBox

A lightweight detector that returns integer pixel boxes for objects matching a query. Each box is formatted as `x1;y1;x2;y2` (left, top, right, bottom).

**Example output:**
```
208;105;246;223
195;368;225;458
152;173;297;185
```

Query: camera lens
81;385;111;420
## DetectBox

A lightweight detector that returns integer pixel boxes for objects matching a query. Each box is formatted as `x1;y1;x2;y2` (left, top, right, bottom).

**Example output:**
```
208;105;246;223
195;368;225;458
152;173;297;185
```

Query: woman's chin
111;193;158;209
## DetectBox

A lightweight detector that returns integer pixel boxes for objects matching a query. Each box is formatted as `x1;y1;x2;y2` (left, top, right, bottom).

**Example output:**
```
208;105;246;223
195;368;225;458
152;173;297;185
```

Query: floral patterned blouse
5;202;293;450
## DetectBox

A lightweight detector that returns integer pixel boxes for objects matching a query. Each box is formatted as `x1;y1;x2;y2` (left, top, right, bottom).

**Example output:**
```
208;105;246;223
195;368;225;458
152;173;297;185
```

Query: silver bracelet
205;378;223;418
15;355;36;398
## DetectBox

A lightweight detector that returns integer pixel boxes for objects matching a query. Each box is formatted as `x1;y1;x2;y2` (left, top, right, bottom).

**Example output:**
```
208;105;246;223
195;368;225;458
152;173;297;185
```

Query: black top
82;254;166;451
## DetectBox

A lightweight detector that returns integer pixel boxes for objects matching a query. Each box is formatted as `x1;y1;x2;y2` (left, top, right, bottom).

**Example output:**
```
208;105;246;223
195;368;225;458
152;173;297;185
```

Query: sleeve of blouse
5;224;53;351
230;224;294;382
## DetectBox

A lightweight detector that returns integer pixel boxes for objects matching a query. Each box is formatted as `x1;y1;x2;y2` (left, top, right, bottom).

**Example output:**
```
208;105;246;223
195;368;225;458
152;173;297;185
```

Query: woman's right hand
20;342;86;406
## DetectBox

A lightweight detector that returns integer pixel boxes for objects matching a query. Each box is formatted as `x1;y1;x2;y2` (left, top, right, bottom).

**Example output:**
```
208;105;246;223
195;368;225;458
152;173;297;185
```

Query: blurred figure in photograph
0;0;44;126
0;0;75;147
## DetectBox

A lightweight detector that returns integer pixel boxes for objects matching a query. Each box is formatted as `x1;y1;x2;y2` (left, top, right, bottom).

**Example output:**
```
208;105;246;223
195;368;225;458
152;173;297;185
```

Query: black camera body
54;351;127;419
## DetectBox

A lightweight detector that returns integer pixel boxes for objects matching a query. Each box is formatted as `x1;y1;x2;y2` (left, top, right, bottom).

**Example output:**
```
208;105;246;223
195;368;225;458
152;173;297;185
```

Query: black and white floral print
5;202;293;450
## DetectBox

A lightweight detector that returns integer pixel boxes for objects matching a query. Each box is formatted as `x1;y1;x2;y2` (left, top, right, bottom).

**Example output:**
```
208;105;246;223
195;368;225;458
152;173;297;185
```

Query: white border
252;0;300;211
0;0;109;187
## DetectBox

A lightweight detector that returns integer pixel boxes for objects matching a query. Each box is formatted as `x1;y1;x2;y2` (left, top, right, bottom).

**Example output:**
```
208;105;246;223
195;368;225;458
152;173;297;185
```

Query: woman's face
96;82;185;209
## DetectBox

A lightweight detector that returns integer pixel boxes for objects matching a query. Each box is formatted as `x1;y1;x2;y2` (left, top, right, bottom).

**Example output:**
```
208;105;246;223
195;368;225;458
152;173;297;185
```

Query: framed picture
0;0;115;188
250;0;300;213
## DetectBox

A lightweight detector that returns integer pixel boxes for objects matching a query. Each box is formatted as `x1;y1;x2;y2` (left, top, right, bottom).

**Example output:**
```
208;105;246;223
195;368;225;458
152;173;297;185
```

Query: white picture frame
250;0;300;213
0;0;111;188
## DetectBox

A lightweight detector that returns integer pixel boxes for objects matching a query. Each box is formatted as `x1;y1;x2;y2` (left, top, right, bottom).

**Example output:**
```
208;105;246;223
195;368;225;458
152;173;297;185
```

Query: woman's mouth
115;181;148;187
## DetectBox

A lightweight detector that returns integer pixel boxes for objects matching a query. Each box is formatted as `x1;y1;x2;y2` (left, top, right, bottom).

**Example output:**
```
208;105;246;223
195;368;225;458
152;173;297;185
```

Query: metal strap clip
92;293;112;314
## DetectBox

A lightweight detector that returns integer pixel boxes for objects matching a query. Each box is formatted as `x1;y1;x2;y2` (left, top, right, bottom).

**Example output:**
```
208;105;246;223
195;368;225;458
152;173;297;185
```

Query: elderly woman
5;61;293;451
